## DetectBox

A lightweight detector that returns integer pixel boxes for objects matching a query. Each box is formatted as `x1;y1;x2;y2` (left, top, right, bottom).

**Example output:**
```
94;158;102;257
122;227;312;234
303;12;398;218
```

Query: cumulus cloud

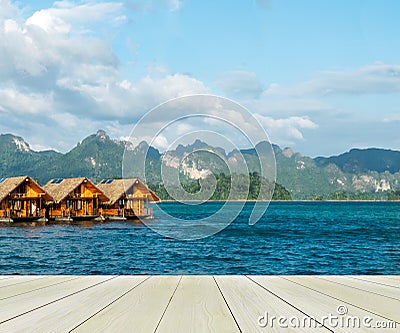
255;114;318;145
0;0;18;19
0;1;207;151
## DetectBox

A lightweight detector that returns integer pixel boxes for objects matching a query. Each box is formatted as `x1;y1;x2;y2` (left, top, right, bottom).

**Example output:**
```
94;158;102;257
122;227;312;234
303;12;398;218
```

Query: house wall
0;183;45;218
100;199;147;217
48;183;101;218
48;199;98;217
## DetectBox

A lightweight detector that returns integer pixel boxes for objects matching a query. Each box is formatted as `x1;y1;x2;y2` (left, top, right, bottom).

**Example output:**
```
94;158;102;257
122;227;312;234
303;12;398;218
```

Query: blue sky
0;0;399;156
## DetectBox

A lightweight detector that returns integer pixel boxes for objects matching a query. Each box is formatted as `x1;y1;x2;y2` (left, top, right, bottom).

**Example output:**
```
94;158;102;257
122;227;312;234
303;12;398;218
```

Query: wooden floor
0;275;398;332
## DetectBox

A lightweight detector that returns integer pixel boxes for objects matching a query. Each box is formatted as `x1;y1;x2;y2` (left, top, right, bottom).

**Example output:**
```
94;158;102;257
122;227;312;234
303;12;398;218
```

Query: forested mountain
315;148;400;174
1;130;399;200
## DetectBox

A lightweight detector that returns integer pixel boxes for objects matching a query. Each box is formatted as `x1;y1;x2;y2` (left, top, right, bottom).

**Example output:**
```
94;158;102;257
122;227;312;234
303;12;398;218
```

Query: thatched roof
97;178;160;205
43;177;108;203
0;176;53;202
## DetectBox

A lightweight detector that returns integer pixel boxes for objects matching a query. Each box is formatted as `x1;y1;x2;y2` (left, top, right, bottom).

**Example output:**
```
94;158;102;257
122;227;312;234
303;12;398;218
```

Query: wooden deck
0;275;398;332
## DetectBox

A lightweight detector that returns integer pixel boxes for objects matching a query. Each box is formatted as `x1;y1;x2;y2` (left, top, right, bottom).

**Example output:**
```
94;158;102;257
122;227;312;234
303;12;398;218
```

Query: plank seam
153;275;182;333
246;276;334;333
314;276;400;301
0;276;81;301
213;276;243;333
69;275;151;332
348;276;400;289
280;276;400;325
0;276;117;325
0;276;47;290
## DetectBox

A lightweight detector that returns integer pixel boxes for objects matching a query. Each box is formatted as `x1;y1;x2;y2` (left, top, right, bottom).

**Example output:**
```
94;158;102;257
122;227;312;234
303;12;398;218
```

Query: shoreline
158;199;400;203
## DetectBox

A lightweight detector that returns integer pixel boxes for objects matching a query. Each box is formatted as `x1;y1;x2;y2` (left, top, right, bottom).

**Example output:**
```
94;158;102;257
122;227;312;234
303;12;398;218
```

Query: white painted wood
0;276;113;324
215;276;330;333
0;276;77;300
0;276;147;333
0;277;15;282
155;276;240;333
282;276;400;323
72;276;180;333
0;276;44;289
250;276;398;332
350;276;400;288
0;275;398;332
317;276;400;300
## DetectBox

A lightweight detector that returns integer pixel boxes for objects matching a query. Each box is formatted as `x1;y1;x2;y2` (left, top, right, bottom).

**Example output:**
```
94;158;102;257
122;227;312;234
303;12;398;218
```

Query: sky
0;0;399;157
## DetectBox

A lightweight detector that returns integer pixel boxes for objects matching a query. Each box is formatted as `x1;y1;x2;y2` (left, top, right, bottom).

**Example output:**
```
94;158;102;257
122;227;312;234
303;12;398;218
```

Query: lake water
0;202;399;275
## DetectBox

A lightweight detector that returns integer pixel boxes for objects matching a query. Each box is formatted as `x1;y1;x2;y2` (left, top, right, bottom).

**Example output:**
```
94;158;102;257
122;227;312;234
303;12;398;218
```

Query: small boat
0;217;13;223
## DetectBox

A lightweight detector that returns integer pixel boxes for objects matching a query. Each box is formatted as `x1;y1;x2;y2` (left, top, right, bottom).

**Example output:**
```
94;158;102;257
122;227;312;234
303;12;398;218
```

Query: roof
0;176;53;202
43;177;108;203
97;178;160;205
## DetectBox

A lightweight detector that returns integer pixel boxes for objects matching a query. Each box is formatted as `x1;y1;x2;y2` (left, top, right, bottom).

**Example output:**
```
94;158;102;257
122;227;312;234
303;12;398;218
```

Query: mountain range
1;130;399;200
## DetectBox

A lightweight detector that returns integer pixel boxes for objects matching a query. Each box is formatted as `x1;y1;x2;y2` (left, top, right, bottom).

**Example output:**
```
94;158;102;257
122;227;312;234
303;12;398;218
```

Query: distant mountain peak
315;148;400;174
0;133;32;152
137;140;149;153
13;136;31;152
96;129;109;142
282;147;294;158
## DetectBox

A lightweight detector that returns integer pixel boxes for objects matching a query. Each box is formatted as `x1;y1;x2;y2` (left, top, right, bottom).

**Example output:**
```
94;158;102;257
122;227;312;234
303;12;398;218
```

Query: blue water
0;202;399;275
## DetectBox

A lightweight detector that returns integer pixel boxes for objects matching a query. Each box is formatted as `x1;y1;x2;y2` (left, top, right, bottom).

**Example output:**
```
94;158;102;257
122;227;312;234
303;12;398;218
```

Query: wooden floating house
0;176;53;223
43;177;109;222
97;178;160;221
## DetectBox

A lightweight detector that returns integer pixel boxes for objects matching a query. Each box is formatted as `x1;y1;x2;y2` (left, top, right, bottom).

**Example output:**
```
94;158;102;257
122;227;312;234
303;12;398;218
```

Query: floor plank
0;276;147;333
350;276;400;288
155;276;240;333
0;276;398;332
72;276;180;333
0;276;114;324
215;276;330;332
0;276;77;300
0;276;44;289
250;276;398;332
283;276;400;323
316;276;400;300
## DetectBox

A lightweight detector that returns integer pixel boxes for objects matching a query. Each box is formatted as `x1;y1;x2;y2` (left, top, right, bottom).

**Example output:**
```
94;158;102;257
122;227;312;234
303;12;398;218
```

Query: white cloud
26;1;124;33
0;87;53;115
0;0;209;152
263;63;400;97
255;115;318;144
214;70;263;98
383;115;400;123
167;0;184;11
0;0;18;20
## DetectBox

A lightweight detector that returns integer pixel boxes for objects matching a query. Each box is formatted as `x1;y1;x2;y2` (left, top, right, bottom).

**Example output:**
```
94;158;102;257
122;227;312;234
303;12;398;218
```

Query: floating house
43;177;109;222
0;176;53;223
97;178;160;220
